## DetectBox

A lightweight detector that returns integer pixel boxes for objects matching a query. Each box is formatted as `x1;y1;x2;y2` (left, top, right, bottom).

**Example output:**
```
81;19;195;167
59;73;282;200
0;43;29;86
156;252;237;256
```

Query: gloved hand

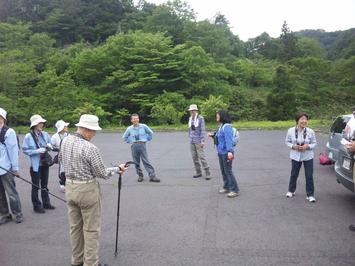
37;148;47;154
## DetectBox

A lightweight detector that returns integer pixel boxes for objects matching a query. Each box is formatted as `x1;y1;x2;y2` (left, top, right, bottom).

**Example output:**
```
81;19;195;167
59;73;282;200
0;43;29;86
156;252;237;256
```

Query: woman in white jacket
51;120;69;193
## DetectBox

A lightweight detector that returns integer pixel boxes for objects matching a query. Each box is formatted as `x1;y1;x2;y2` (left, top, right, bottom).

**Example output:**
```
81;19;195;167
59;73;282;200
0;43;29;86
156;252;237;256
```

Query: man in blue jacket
0;107;23;224
123;114;160;182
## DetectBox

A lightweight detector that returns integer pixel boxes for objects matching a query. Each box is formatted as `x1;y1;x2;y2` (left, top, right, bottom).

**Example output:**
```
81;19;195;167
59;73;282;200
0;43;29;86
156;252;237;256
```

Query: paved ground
0;130;354;266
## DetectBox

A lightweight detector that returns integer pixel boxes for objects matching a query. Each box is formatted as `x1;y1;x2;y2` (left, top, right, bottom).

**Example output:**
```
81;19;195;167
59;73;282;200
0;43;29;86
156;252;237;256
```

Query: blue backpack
222;123;239;146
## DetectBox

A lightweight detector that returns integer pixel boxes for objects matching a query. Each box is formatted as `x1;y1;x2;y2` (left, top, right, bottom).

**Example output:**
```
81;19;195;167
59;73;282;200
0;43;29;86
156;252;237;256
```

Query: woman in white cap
51;120;69;193
22;114;55;213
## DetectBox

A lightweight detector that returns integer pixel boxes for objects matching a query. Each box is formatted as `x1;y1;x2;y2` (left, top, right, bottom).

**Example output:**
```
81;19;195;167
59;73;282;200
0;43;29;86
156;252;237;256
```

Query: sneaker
60;185;66;193
227;191;239;198
286;192;295;198
306;196;316;203
193;173;202;178
0;214;12;225
219;188;229;194
15;214;23;224
137;176;144;182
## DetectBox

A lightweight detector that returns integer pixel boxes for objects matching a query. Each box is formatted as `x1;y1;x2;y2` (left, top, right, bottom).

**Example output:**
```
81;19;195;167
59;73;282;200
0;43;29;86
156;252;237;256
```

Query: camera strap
295;127;307;145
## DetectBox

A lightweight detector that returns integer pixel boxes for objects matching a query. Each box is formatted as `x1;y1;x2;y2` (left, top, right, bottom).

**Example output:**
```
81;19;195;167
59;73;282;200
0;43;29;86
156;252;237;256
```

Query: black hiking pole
0;165;66;203
114;161;135;257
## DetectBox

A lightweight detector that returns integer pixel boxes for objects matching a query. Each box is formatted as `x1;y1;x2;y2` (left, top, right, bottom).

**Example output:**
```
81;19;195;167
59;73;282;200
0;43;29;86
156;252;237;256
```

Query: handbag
319;153;332;165
30;131;54;167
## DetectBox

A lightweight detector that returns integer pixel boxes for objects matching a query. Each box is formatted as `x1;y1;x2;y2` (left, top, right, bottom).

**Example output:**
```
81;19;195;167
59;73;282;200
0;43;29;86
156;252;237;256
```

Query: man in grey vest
188;104;211;180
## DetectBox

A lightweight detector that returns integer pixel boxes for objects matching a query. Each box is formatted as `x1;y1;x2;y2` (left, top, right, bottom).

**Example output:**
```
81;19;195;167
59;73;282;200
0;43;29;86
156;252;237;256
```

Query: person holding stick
22;114;55;213
0;107;23;224
60;114;127;266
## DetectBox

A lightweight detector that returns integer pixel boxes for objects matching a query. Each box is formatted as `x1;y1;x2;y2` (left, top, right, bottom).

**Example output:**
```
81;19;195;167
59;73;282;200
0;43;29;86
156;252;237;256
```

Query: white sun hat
188;104;198;111
30;114;47;128
75;114;102;131
0;108;7;120
55;120;70;133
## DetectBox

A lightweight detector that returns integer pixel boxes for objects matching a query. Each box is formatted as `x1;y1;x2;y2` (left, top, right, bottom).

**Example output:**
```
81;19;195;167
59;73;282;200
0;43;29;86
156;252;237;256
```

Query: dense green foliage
0;0;354;126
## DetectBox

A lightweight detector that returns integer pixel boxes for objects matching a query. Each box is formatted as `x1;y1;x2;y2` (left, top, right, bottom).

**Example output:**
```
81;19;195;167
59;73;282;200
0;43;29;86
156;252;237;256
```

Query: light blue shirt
22;131;52;172
0;127;19;175
123;124;153;144
216;123;235;155
285;126;317;162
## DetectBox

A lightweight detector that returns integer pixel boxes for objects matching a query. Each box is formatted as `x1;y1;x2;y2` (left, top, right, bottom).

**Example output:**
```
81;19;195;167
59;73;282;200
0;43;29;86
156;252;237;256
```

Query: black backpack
0;125;20;150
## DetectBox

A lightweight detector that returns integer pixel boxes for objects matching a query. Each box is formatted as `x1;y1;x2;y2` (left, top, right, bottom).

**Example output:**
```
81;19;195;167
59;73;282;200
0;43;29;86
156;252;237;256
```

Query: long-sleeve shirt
51;132;69;173
188;115;206;144
59;133;116;181
22;130;52;172
123;124;153;144
285;126;317;162
0;127;19;175
215;123;234;155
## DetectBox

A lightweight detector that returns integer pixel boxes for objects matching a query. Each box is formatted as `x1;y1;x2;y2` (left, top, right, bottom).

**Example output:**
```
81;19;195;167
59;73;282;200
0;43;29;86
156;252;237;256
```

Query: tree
279;21;299;61
266;65;297;120
200;95;228;123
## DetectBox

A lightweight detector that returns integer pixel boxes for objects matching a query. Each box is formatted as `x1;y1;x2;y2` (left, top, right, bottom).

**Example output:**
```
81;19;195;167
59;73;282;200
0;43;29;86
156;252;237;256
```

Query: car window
330;116;350;133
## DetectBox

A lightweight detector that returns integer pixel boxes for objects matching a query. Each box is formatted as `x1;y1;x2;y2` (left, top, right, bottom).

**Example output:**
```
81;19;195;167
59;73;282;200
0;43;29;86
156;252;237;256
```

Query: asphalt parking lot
0;130;354;266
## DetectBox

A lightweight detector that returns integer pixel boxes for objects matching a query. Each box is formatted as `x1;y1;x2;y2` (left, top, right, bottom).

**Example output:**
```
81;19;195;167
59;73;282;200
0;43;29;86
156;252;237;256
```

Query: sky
140;0;355;41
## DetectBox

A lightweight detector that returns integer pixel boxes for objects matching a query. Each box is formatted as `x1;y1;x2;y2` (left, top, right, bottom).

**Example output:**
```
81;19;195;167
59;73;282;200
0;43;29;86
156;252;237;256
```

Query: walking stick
0;165;66;203
114;161;135;257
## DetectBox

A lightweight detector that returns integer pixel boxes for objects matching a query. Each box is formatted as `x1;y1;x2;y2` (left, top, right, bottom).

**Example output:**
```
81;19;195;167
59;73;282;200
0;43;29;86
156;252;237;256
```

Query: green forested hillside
0;0;354;126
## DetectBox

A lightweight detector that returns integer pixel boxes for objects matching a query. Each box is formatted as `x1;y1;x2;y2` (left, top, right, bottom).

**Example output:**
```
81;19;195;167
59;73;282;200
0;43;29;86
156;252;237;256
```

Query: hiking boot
205;169;211;180
137;176;144;182
15;213;23;223
193;173;202;178
34;208;45;214
0;214;12;225
43;204;56;210
150;177;160;183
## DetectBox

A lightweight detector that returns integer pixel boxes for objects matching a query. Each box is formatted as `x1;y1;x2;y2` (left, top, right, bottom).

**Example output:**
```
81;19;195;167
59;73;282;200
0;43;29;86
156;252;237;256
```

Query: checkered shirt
59;133;115;181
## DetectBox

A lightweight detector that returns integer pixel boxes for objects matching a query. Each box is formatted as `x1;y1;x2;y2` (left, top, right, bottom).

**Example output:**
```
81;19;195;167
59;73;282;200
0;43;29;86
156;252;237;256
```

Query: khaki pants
190;143;209;175
66;181;101;266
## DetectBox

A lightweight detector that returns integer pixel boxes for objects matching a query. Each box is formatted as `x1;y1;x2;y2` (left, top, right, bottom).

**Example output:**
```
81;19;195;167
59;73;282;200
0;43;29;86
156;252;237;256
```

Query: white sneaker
227;191;239;198
286;192;295;198
60;185;66;193
219;188;229;194
306;196;316;203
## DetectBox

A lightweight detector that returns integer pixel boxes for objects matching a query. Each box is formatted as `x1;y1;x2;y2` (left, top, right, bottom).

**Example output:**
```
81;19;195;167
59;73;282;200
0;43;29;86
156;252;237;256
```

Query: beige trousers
66;181;101;266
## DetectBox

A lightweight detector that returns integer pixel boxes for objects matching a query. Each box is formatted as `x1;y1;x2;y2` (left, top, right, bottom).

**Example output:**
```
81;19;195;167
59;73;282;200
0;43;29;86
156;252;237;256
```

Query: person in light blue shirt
0;107;23;224
209;110;240;198
123;114;160;183
285;112;317;202
23;114;55;213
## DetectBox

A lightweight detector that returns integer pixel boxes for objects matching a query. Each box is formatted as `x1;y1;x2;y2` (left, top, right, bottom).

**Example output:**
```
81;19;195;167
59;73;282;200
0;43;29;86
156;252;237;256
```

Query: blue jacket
0;127;19;175
123;124;153;144
216;123;234;155
22;131;52;172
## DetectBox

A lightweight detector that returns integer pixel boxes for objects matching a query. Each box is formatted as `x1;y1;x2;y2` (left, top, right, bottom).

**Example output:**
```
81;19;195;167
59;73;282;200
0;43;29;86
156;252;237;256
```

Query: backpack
222;123;239;146
0;125;21;151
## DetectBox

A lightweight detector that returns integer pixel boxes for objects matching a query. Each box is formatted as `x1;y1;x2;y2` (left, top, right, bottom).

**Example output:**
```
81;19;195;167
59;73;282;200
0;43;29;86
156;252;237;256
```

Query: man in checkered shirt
60;114;126;266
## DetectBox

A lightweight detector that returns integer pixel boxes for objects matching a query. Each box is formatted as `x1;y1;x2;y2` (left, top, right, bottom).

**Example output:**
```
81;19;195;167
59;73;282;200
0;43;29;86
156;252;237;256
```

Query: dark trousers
288;159;314;196
30;166;51;209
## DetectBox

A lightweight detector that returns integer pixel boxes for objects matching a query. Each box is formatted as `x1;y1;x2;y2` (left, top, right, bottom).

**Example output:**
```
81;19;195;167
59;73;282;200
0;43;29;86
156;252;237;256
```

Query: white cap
55;120;70;133
0;108;7;120
75;114;102;131
188;104;198;111
30;114;47;128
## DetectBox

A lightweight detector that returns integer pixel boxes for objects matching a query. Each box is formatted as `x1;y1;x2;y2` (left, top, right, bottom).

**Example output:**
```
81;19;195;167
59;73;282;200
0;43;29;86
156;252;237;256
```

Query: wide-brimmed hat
188;104;198;111
0;108;7;120
55;120;70;133
30;114;47;128
75;114;102;131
